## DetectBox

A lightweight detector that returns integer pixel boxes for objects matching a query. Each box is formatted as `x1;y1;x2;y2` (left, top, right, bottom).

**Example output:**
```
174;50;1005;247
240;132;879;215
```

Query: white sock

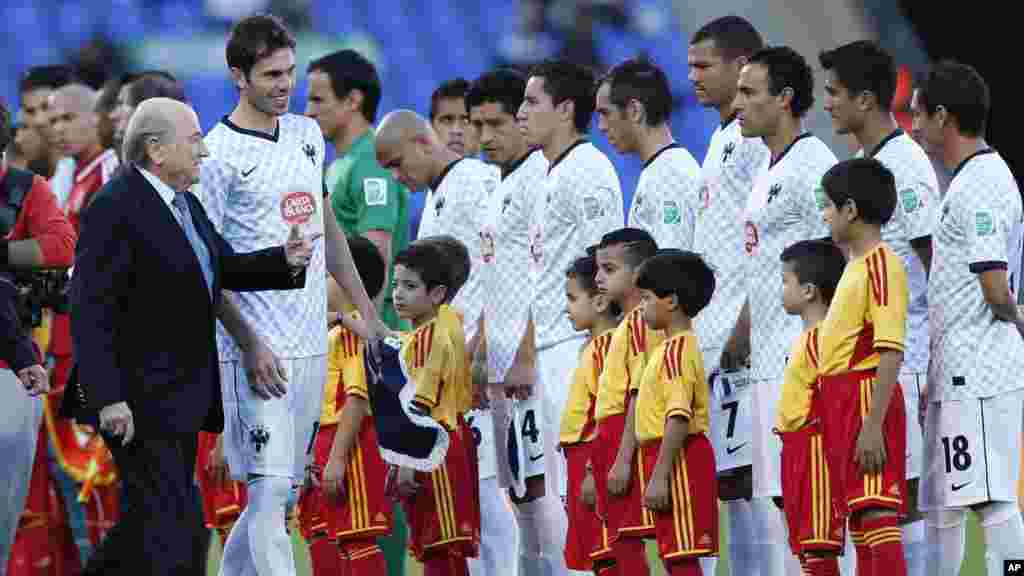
471;477;519;576
218;506;256;576
902;519;926;576
926;508;966;576
978;501;1024;576
750;497;800;576
837;528;856;576
245;476;296;576
726;499;757;576
699;556;718;575
515;498;545;575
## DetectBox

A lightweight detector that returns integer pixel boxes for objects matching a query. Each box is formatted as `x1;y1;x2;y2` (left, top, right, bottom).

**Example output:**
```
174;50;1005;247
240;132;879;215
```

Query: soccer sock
750;496;796;576
594;560;619;575
245;476;296;576
698;556;717;576
837;529;857;576
901;519;925;576
925;509;964;576
514;498;554;575
804;555;839;576
218;507;252;576
305;535;340;576
862;514;906;576
848;516;872;576
611;537;649;574
726;498;756;576
666;558;702;576
423;554;470;576
339;539;388;576
977;501;1024;576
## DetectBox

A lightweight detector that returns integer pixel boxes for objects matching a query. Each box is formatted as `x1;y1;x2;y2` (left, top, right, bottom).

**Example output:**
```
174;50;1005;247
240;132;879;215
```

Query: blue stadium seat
55;0;97;54
311;0;356;38
102;0;147;42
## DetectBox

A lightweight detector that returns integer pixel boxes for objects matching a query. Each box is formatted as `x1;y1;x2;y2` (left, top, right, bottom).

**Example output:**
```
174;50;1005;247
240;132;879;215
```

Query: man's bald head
375;109;447;191
124;98;207;192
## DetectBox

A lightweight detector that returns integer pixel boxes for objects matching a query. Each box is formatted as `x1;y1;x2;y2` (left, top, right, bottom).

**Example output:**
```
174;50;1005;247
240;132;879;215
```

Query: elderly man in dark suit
70;97;317;576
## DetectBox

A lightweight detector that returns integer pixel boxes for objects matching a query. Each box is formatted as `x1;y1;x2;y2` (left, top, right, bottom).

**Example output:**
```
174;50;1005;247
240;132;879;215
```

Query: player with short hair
18;65;76;185
109;70;186;162
518;58;624;576
634;249;718;576
430;78;474;157
818;158;910;576
596;57;700;250
731;45;837;576
299;235;391;576
913;60;1024;576
391;242;478;576
593;227;660;572
201;15;384;576
687;17;767;575
561;253;618;573
776;239;847;575
819;40;940;575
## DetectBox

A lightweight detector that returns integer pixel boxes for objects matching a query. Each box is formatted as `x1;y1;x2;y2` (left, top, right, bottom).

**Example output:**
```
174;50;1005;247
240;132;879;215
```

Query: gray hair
122;101;176;168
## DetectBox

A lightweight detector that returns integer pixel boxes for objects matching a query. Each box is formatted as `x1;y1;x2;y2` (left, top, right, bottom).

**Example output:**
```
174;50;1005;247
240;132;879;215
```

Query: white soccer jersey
199;115;328;361
745;134;835;380
529;141;623;350
417;157;498;343
862;130;940;374
929;149;1024;400
628;143;701;250
694;118;770;357
480;150;548;382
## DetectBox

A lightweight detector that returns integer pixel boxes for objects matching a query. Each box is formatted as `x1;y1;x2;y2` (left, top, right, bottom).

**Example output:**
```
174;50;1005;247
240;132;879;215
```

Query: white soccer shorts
538;335;587;499
901;370;925;481
750;376;784;498
710;367;754;473
491;392;546;494
920;389;1023;509
221;355;326;482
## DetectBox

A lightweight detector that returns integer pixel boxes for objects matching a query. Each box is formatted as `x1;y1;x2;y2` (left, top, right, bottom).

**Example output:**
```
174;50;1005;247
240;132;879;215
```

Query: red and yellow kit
593;306;665;539
777;326;844;555
401;311;479;561
635;332;717;563
819;243;909;515
560;329;614;569
298;319;392;544
196;432;248;537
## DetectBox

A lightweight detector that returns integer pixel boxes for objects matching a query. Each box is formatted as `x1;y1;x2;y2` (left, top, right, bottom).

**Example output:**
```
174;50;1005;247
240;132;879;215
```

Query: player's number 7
722;401;739;440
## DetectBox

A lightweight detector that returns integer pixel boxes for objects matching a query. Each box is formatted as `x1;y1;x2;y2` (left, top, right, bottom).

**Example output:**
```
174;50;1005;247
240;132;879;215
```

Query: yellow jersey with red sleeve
595;306;666;422
560;329;615;445
819;243;908;376
321;315;369;425
775;325;820;433
635;332;709;443
402;310;467;430
437;304;473;416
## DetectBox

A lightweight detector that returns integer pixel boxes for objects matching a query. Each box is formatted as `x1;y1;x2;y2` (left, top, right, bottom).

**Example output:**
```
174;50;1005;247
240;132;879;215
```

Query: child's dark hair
634;250;715;317
821;157;897;226
597;227;658;269
779;240;846;305
394;243;454;303
413;235;471;299
567;254;621;318
347;235;387;300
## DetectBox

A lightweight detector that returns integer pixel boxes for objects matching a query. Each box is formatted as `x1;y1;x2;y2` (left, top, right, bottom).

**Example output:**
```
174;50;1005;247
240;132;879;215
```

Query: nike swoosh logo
726;442;748;455
951;482;972;492
242;165;257;177
529;453;543;462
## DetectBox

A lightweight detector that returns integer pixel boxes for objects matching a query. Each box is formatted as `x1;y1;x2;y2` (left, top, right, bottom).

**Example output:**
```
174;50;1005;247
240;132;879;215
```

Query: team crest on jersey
900;187;921;213
434;195;446;216
583;195;604;221
502;195;512;213
480;230;496;263
363;178;387;206
698;184;710;215
302;143;317;165
663;200;681;225
249;425;270;453
722;142;736;164
744;221;759;255
767;183;781;204
281;191;317;225
975;210;996;236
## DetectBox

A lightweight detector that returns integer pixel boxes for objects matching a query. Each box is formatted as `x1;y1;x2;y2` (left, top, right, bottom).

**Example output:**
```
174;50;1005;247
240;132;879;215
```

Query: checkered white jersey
628;144;701;251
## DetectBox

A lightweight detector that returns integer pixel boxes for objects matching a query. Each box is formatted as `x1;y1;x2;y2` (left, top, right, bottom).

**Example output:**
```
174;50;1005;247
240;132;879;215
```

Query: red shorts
196;432;248;530
563;442;612;569
405;425;479;560
820;369;907;517
459;416;481;540
779;421;845;555
297;422;392;542
641;434;718;563
594;413;655;540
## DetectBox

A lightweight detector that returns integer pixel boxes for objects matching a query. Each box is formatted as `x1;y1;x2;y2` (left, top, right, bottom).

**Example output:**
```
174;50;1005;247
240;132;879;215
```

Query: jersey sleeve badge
364;178;388;206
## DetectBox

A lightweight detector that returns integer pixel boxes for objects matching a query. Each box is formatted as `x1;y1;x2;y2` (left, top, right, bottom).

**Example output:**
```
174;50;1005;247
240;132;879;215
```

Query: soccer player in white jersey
819;40;941;576
595;57;700;250
518;59;623;576
200;16;383;576
687;16;767;576
913;61;1024;576
731;45;837;576
467;68;550;576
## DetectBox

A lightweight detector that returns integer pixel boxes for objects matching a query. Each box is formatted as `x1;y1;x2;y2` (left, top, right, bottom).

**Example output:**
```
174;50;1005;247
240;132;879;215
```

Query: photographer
0;98;76;570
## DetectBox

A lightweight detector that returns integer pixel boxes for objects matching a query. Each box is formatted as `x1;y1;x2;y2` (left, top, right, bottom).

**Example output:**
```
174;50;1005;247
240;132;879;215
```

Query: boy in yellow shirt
633;250;717;576
775;239;846;575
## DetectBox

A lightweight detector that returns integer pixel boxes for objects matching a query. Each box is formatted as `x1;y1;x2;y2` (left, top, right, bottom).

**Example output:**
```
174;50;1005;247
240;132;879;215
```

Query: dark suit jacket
70;166;305;437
